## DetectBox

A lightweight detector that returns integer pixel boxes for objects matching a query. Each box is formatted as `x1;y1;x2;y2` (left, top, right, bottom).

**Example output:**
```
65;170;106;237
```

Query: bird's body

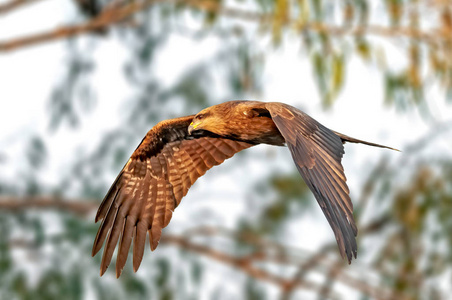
92;100;397;277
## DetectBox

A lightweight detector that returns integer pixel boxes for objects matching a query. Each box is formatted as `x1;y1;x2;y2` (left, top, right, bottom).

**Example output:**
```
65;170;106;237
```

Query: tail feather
333;131;400;152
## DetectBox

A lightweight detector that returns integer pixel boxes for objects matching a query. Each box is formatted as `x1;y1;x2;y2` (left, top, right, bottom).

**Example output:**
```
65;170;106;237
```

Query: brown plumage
92;100;398;277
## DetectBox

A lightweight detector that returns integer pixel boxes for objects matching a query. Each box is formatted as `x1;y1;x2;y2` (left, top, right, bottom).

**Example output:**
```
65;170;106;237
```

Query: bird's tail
333;131;400;152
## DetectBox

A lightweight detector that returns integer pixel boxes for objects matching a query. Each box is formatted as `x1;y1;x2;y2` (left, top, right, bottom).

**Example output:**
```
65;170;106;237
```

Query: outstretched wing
92;115;253;277
265;102;357;263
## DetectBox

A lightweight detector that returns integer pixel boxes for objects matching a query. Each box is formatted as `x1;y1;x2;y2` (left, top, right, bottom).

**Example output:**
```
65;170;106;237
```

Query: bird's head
187;108;214;135
188;101;254;136
187;101;277;142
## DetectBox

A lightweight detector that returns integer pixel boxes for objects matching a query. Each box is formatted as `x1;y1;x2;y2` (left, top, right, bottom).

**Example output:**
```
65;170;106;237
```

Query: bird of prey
92;100;397;277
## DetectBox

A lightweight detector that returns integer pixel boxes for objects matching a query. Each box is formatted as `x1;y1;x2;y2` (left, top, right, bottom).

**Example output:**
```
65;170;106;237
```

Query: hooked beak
188;122;198;135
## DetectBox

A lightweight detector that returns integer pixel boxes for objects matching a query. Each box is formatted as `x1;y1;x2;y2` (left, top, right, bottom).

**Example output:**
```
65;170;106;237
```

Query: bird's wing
264;102;357;263
92;115;253;277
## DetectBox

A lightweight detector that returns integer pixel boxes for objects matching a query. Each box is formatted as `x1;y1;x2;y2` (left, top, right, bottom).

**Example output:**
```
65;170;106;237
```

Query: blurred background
1;0;452;299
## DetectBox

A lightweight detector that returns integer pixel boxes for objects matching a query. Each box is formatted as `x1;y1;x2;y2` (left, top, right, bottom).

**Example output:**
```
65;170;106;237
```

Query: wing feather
314;158;354;225
198;141;218;168
150;178;166;251
92;186;121;256
95;174;122;222
116;216;136;277
100;210;124;276
177;150;193;198
208;139;230;161
132;221;147;272
266;102;358;263
92;115;253;276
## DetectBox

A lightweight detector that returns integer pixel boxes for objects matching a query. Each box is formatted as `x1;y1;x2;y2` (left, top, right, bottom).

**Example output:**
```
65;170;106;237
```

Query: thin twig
0;0;44;15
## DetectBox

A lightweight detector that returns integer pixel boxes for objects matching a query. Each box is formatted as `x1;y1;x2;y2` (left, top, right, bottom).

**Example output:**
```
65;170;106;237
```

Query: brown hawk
92;101;397;277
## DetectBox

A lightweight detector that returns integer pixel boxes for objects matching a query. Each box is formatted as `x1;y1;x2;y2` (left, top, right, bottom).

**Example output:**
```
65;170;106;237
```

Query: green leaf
311;0;323;20
191;261;202;284
272;0;289;46
297;0;310;27
331;53;345;99
155;259;171;287
356;39;371;62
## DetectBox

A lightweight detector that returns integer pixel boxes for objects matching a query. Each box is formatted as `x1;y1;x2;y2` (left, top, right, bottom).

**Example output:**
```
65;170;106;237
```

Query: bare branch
6;230;411;300
2;194;411;299
0;0;451;52
0;196;97;216
0;0;44;15
161;235;344;299
0;0;160;52
301;22;451;44
279;245;335;300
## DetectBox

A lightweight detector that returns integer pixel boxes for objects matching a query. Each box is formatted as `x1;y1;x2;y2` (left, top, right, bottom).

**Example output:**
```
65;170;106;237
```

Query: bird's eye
197;114;204;120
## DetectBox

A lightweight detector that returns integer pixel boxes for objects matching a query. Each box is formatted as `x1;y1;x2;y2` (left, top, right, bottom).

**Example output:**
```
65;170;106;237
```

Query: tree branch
0;196;97;216
0;0;160;52
0;0;450;52
2;194;412;299
6;230;411;300
159;235;406;300
0;0;44;15
161;235;324;293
